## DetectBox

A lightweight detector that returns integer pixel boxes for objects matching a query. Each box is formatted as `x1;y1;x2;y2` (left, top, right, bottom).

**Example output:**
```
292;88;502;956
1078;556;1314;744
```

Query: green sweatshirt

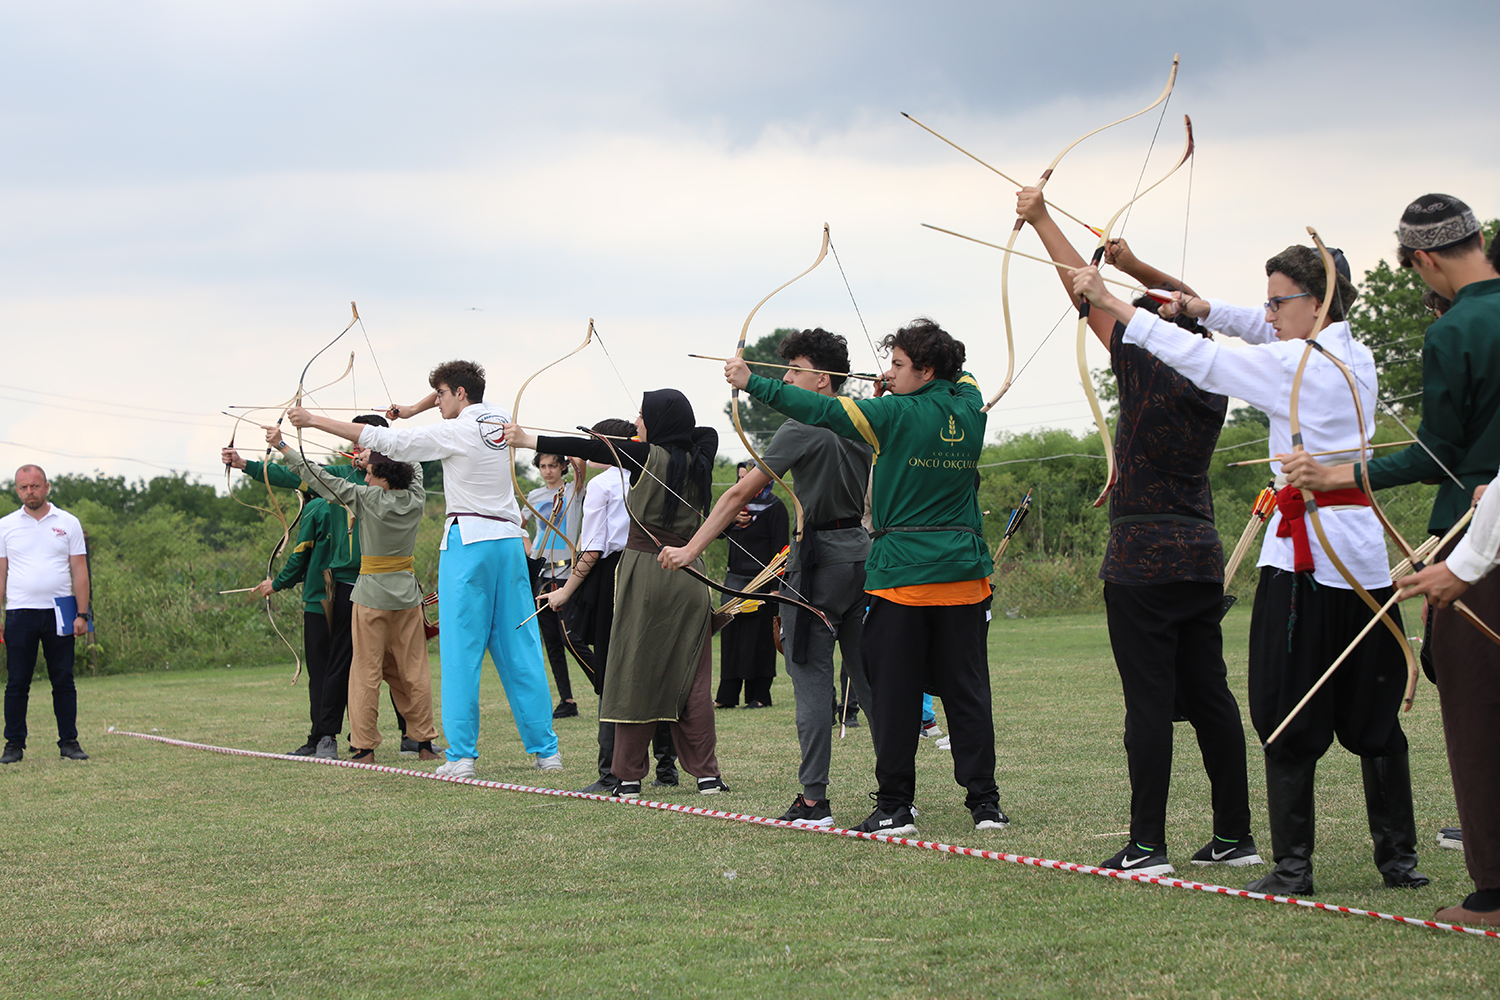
243;459;361;607
1361;278;1500;534
744;371;992;590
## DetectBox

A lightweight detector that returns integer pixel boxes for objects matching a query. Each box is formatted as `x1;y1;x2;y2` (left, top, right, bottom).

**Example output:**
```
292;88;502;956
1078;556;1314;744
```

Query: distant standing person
2;465;92;764
714;462;788;709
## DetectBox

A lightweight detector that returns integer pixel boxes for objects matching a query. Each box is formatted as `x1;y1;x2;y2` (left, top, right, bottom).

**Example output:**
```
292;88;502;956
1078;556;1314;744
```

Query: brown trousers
349;604;437;751
612;634;718;781
1433;532;1500;891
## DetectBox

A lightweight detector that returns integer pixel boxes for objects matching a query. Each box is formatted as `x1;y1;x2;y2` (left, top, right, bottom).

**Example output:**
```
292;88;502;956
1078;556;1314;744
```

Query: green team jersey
744;371;992;590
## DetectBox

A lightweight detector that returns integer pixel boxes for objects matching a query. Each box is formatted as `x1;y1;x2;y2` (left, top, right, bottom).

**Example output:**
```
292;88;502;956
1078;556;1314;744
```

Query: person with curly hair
286;360;561;778
664;327;873;829
1074;240;1426;897
724;320;1007;837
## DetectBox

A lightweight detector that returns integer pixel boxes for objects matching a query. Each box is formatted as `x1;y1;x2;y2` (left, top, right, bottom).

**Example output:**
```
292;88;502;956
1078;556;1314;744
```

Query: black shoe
615;780;642;799
58;741;89;761
1099;841;1173;876
652;773;680;788
1246;867;1313;895
289;741;318;757
1190;835;1264;867
972;805;1010;831
1;743;22;765
851;801;918;837
349;747;374;763
1438;827;1463;850
1361;753;1429;888
578;778;621;794
552;701;579;719
742;701;768;710
697;776;730;795
778;794;834;829
399;736;420;755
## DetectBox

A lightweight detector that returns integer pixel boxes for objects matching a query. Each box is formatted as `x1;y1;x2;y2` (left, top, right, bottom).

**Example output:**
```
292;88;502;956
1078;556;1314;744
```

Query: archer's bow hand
284;405;315;429
1015;186;1049;226
1102;238;1137;270
500;423;537;451
262;424;288;450
723;357;751;391
1069;265;1109;307
658;545;695;572
221;447;247;470
252;578;275;600
1398;561;1470;610
1277;451;1347;492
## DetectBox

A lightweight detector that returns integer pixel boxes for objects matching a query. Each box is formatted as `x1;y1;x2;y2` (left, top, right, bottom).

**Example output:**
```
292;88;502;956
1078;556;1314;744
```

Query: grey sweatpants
782;561;873;801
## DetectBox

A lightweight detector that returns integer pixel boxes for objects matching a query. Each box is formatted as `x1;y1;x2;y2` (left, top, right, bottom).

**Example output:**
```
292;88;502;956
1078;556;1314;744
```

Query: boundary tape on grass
107;727;1499;941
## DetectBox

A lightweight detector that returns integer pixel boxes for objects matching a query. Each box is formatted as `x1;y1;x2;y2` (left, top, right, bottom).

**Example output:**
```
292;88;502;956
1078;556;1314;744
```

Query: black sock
1462;889;1500;911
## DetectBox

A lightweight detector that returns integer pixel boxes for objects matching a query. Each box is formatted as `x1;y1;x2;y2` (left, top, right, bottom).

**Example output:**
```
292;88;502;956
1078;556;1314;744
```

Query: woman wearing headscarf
504;390;729;797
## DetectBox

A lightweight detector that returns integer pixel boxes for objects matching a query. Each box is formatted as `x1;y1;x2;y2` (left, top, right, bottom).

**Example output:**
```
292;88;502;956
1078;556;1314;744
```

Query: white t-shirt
358;402;523;550
0;505;87;609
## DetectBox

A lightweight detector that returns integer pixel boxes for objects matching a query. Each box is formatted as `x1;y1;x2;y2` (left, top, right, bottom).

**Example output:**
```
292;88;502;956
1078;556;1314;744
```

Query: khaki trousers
349;604;436;751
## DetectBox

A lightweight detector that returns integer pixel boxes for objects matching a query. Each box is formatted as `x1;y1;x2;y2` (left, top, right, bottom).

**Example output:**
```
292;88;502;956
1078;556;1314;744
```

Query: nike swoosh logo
1210;848;1236;861
1118;854;1156;869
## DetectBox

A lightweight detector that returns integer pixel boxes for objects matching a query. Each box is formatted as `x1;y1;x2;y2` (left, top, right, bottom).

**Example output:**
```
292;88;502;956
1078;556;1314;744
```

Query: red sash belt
1274;487;1371;573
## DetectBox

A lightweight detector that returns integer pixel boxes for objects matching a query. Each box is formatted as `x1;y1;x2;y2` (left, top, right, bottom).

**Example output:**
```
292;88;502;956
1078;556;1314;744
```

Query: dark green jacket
1362;278;1500;534
243;460;361;610
744;372;992;590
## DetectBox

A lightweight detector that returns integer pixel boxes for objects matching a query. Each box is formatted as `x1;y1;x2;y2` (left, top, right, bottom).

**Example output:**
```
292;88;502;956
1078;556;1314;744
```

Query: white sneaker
534;752;563;772
435;757;476;779
920;720;943;739
934;734;951;751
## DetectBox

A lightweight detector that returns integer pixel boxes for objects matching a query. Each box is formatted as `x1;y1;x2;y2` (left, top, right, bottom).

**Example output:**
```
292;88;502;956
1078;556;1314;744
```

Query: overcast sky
3;0;1498;488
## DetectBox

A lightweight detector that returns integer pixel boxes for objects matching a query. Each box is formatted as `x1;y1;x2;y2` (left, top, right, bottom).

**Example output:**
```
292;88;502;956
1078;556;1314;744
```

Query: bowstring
828;236;885;373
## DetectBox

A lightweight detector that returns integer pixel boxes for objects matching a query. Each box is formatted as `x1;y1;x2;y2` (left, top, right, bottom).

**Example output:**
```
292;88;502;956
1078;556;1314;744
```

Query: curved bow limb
510;319;597;568
732;224;830;543
1074;115;1195;506
1274;230;1419;736
984;54;1180;414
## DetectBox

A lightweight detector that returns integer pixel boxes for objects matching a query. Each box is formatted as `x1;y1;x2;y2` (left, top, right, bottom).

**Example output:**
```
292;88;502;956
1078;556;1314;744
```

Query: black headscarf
640;388;717;522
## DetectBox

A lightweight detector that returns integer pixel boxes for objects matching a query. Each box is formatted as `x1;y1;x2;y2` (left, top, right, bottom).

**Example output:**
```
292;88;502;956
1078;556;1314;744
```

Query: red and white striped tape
106;727;1499;941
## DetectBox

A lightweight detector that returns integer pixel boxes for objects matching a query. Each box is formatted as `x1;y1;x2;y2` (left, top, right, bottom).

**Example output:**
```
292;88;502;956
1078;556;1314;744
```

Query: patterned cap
1399;194;1479;252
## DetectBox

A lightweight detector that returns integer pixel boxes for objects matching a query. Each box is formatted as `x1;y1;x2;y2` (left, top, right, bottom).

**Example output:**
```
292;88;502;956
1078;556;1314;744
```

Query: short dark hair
352;413;389;428
1422;288;1452;318
592;418;636;439
428;360;485;403
370;459;415;491
879;318;965;383
778;328;851;391
1264;245;1359;323
532;453;568;476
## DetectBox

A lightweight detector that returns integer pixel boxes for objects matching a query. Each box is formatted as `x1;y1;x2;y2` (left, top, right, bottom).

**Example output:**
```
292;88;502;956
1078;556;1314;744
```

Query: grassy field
3;608;1496;999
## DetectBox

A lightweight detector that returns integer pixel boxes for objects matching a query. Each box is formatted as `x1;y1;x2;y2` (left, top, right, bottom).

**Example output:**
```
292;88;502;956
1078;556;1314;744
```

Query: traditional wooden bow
731;224;830;544
1074;116;1195;506
983;55;1180;415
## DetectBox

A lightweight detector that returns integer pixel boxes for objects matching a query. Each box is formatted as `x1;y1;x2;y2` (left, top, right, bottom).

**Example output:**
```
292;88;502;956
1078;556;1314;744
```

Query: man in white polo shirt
2;465;91;764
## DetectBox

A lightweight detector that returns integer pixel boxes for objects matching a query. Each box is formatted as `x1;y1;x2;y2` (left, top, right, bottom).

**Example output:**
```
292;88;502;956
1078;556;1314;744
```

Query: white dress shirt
578;465;629;558
1124;302;1391;589
358;402;523;549
1447;470;1500;582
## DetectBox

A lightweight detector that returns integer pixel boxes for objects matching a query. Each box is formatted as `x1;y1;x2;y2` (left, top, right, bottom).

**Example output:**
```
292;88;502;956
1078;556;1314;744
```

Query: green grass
3;608;1495;999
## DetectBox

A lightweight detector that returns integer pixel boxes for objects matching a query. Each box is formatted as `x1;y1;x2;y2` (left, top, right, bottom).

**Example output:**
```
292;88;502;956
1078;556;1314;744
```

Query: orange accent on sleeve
867;578;992;607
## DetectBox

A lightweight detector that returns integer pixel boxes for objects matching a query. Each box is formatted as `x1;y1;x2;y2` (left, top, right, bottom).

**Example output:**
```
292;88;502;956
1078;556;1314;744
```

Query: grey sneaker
399;736;420;756
1438;827;1463;850
314;736;338;760
534;752;563;772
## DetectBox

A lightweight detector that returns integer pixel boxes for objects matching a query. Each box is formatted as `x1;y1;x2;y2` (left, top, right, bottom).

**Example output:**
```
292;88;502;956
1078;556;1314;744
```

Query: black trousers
1103;581;1251;846
575;553;619;698
4;608;77;747
1247;567;1407;765
861;596;998;812
313;583;357;740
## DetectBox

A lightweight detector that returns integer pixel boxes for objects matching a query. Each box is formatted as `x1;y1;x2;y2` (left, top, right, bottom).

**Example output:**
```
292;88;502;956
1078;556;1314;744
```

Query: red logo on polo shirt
52;528;67;537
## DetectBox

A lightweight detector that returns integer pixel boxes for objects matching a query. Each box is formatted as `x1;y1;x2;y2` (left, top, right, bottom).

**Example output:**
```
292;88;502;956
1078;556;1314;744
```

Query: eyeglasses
1264;293;1310;313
